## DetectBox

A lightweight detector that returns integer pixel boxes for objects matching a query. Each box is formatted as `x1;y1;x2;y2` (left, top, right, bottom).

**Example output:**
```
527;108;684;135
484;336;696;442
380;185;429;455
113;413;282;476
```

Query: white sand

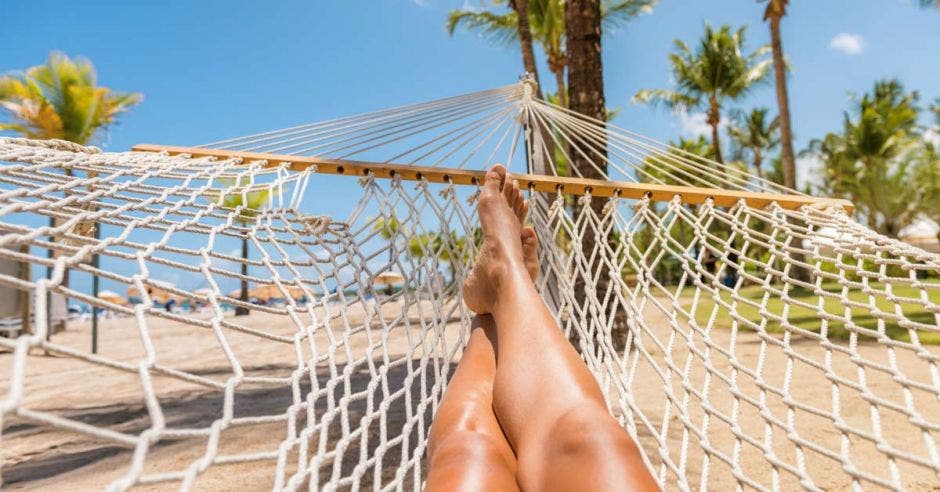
2;298;937;490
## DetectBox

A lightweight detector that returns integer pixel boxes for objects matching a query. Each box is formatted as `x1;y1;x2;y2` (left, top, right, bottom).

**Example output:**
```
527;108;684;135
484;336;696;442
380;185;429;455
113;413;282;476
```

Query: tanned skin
426;164;659;491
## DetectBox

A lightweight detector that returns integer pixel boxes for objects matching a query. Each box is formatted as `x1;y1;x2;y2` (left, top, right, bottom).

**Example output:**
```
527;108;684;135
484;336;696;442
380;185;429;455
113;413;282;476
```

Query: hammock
0;80;938;491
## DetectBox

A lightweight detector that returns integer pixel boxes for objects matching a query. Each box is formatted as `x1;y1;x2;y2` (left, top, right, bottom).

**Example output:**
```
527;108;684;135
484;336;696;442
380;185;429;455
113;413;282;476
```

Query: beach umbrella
373;271;404;295
250;284;298;302
97;290;125;305
127;282;180;305
249;284;279;301
373;271;405;286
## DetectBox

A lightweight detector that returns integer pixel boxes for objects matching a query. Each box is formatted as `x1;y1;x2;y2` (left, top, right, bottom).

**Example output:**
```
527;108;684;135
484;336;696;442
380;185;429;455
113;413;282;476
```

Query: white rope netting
0;81;939;491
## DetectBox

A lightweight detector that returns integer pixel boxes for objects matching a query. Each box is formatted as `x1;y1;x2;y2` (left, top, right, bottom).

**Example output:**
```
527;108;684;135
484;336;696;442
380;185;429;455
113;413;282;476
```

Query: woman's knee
546;406;640;461
430;430;512;468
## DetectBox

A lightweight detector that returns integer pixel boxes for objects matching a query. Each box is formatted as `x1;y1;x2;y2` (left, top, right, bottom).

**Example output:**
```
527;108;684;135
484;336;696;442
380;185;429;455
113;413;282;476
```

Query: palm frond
601;0;657;31
741;58;773;88
0;51;141;144
446;8;518;45
631;88;697;110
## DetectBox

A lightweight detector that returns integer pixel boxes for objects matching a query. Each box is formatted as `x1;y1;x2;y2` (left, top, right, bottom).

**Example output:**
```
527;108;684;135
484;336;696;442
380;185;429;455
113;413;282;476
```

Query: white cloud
829;33;865;55
674;109;727;139
676;110;710;138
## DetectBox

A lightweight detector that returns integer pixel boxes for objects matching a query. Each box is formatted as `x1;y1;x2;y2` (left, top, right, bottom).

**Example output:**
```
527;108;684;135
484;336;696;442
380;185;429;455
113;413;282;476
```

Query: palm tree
509;0;544;93
565;0;620;348
373;215;402;259
806;79;936;236
1;52;141;335
761;0;797;190
727;107;780;186
918;0;939;8
213;179;271;316
373;215;403;295
0;52;142;144
447;0;654;107
435;231;470;286
638;136;717;185
633;24;772;164
407;231;439;286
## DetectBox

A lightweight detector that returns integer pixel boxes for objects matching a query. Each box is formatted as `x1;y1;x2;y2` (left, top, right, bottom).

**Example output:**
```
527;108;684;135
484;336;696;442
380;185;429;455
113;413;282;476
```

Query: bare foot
463;164;532;314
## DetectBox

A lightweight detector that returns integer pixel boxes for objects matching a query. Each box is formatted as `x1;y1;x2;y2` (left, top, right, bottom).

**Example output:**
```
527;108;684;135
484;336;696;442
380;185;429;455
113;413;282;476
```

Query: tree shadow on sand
3;359;456;489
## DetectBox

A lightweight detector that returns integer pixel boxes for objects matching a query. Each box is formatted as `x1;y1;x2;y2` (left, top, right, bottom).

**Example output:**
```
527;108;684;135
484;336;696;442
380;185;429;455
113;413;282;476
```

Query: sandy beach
2;295;938;490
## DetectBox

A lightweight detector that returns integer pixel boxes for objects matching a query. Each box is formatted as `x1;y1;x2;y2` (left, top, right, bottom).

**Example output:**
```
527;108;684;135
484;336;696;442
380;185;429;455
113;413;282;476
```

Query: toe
521;226;539;278
522;226;537;249
514;187;527;219
511;192;523;218
503;177;518;204
489;164;507;191
482;169;502;198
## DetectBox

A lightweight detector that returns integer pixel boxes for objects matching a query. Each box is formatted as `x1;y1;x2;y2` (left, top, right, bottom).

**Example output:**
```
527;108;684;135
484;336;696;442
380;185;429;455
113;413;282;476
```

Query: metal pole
91;221;100;354
19;243;31;336
45;216;54;344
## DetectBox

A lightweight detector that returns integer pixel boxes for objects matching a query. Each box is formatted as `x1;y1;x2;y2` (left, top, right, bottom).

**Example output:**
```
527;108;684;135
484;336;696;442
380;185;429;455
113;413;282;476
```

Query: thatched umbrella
227;284;307;303
127;284;180;305
373;271;405;296
97;290;125;305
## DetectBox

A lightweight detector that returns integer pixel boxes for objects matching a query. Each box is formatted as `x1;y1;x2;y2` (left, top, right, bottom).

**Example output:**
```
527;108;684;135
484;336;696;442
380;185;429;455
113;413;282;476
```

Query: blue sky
4;0;938;177
2;1;938;294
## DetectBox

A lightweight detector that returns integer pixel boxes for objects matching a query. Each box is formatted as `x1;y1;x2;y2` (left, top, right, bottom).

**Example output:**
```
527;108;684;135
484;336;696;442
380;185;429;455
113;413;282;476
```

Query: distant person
702;248;717;277
723;251;740;288
425;165;657;492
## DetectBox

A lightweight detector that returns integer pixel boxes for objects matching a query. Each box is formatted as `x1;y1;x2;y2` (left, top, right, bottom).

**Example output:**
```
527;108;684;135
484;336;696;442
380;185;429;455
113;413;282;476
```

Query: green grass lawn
685;281;940;344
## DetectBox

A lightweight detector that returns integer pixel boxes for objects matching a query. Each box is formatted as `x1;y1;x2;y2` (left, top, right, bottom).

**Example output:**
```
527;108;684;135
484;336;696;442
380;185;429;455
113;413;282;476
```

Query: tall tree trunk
566;0;606;176
769;14;796;190
754;153;764;189
510;0;543;97
566;0;627;350
236;236;249;316
708;96;724;164
552;66;568;107
767;9;810;283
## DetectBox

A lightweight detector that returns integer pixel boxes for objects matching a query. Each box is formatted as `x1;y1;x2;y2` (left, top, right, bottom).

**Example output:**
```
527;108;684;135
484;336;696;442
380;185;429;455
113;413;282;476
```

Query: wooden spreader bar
133;144;853;212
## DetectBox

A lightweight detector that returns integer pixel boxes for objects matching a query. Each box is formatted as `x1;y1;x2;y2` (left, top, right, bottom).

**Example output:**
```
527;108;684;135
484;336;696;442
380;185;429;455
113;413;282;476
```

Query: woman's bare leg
425;315;518;492
463;164;659;492
425;206;539;491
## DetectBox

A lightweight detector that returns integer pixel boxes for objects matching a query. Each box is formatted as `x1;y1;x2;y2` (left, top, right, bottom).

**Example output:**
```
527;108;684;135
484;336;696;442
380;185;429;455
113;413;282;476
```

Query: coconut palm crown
0;51;142;145
633;24;772;164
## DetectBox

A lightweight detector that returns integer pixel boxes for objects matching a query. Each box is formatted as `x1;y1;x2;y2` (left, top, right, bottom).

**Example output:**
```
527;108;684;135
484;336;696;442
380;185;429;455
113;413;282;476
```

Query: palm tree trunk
754;153;764;190
710;122;724;164
769;14;797;190
552;67;568;108
566;0;606;177
511;0;543;97
768;12;811;283
236;236;249;316
708;96;724;164
566;0;627;350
